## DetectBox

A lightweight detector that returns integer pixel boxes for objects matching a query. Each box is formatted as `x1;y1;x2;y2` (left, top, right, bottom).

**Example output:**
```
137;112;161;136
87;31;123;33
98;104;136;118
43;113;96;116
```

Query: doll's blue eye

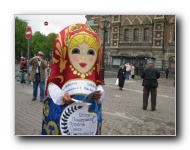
87;49;95;55
72;48;80;54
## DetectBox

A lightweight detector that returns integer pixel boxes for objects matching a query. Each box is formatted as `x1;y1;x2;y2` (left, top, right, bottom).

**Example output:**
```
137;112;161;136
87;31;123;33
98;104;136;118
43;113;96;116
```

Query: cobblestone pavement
101;78;175;135
15;74;175;136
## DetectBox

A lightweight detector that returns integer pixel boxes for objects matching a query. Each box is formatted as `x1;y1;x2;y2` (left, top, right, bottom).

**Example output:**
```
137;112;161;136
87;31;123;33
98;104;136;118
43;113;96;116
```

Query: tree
43;33;56;61
15;17;28;60
15;17;57;62
30;31;46;56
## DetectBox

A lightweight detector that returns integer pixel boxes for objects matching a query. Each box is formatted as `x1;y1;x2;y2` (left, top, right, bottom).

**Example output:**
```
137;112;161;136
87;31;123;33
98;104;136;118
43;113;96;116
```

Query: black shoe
40;99;44;103
151;108;156;111
32;97;36;101
142;108;147;110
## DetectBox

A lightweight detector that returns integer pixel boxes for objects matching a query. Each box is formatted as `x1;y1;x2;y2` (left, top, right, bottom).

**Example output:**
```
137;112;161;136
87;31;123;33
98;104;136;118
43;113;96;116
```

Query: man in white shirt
125;63;131;80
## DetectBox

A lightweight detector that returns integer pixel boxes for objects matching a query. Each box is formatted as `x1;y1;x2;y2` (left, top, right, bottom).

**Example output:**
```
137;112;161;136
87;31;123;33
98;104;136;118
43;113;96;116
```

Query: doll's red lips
79;62;87;68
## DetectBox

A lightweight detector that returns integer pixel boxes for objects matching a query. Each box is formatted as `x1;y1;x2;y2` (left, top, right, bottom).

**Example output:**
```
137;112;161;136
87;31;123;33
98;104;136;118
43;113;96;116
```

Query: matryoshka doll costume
41;24;105;135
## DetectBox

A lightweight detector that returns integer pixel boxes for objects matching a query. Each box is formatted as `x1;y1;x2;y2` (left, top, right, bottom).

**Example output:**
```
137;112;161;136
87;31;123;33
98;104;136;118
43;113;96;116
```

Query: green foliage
15;17;57;62
15;17;28;59
43;33;57;59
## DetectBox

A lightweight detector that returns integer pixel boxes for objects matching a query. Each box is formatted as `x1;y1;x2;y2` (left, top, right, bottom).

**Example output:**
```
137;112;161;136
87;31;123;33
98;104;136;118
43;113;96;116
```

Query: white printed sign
62;80;97;96
60;102;98;135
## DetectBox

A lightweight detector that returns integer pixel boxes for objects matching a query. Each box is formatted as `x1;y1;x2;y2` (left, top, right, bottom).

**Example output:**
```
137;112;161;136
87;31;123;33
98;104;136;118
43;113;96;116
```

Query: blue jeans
125;71;130;80
33;74;45;100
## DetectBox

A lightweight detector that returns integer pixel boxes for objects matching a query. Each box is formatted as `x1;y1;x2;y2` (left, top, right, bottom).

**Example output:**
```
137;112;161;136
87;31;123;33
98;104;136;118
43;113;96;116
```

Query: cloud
15;14;87;35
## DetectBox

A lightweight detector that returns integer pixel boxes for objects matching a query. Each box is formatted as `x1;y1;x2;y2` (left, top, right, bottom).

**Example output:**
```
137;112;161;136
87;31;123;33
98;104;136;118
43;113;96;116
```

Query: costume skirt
41;95;102;135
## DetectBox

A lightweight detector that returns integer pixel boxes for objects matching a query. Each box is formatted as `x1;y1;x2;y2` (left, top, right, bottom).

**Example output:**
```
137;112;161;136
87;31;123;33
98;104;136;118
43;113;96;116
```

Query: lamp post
101;19;109;85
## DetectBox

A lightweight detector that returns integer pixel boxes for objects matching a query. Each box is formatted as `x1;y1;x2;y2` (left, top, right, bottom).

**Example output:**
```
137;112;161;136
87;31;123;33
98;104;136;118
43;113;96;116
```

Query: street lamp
101;19;109;85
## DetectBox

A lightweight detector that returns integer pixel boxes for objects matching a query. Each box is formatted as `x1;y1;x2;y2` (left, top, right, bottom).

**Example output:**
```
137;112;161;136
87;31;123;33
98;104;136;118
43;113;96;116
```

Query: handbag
115;78;119;86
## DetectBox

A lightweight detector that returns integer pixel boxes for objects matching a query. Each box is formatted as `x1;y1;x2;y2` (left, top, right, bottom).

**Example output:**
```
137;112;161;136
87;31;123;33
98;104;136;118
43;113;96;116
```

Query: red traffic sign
25;27;32;39
44;21;48;26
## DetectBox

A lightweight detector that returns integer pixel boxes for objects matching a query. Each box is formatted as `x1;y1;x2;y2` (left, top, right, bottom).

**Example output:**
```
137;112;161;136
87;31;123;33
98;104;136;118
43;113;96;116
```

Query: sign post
25;26;32;83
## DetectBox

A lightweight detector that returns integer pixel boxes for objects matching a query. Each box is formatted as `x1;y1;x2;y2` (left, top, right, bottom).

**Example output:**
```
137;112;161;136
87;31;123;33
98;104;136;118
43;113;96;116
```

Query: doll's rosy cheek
73;56;78;62
89;57;94;62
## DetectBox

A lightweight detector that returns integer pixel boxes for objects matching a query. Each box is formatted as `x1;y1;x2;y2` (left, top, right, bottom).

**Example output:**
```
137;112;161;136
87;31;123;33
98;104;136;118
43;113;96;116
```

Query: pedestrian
141;60;160;111
41;23;105;135
117;64;126;90
135;64;139;75
19;56;27;83
125;63;131;80
165;67;169;79
20;56;27;70
130;64;135;80
29;51;47;102
47;59;53;76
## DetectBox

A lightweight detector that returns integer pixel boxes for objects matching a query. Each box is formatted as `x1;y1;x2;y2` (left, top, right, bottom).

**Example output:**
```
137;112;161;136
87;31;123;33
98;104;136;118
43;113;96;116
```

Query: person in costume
41;23;105;135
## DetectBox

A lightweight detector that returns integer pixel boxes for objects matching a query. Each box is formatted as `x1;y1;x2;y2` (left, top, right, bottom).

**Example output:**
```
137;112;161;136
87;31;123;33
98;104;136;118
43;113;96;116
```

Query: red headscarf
45;23;102;97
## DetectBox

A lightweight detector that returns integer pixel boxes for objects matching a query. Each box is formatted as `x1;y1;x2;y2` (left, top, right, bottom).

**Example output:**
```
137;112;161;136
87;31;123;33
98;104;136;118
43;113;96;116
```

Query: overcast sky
15;15;87;35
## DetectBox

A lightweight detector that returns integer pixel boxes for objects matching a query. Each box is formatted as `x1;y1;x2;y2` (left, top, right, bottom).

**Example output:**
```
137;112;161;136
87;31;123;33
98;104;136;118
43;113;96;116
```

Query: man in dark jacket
141;60;160;111
165;67;169;79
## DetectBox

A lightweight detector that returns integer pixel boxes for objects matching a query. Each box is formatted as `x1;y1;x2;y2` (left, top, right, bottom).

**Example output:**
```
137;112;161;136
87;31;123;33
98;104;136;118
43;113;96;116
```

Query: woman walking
117;64;126;90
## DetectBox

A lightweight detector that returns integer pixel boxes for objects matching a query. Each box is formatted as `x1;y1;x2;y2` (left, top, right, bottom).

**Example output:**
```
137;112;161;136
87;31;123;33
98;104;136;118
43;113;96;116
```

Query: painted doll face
69;43;97;74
